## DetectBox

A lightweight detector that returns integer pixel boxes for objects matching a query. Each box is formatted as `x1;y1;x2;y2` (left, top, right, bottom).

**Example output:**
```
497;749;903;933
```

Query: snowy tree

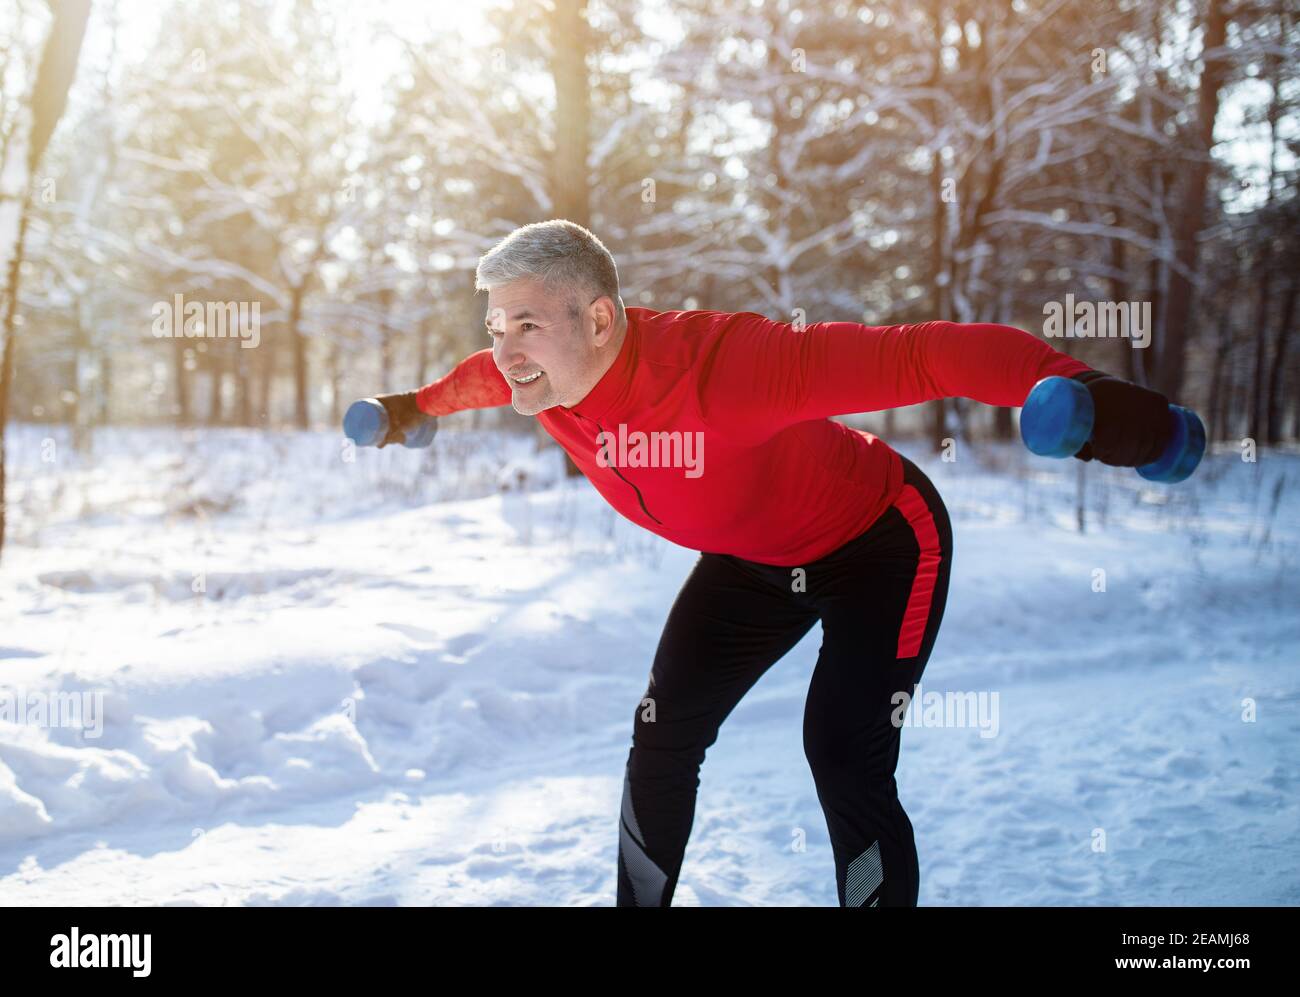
0;0;91;561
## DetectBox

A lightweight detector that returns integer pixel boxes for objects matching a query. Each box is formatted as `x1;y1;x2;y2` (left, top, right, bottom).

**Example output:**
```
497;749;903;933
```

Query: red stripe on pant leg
891;484;942;659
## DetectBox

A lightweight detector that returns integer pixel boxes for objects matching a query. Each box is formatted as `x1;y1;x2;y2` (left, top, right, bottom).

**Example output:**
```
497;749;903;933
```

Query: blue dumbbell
343;398;438;448
1020;376;1205;483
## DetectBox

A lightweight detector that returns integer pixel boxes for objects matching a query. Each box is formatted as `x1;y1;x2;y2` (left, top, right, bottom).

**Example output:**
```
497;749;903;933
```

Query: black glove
1068;369;1173;467
373;390;426;448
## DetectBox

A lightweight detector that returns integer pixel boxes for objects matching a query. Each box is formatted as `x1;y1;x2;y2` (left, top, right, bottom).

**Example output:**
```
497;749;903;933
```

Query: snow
1;423;1297;906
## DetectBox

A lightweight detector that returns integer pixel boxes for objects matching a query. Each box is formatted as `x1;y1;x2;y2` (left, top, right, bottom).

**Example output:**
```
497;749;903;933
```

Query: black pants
617;454;954;906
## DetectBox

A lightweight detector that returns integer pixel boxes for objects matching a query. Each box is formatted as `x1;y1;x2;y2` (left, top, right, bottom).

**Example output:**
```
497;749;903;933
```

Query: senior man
371;219;1174;907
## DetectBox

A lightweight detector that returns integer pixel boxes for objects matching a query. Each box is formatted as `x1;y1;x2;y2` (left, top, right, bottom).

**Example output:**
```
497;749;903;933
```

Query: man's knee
628;684;720;757
803;726;899;792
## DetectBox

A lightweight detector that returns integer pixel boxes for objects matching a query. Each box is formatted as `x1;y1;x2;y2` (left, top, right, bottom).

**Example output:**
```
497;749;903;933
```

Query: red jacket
416;308;1092;565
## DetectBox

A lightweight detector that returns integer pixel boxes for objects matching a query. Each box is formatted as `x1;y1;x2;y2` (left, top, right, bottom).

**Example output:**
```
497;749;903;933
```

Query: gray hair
475;219;625;325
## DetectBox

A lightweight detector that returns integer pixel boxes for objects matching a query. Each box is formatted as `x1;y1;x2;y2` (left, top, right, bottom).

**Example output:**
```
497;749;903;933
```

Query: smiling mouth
510;371;544;385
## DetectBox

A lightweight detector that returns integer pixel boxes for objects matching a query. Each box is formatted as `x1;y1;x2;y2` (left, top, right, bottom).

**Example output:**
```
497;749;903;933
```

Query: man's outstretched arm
372;348;512;447
414;348;513;416
696;312;1093;441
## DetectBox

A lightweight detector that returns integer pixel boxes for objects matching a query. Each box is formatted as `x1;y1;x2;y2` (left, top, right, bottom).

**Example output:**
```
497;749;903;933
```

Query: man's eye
520;323;537;331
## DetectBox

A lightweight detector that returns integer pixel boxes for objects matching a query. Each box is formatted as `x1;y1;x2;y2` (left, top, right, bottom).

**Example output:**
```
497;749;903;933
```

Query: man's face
486;279;594;416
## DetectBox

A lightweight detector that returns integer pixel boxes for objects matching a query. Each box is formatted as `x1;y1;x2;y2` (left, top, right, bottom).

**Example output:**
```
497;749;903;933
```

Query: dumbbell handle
1019;376;1205;483
343;398;437;449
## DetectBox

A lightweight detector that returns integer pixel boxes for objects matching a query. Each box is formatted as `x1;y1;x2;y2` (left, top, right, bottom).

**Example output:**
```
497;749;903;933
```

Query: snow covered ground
1;422;1297;906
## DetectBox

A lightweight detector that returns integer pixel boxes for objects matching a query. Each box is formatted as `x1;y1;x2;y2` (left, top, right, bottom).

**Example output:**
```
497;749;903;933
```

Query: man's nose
495;332;526;365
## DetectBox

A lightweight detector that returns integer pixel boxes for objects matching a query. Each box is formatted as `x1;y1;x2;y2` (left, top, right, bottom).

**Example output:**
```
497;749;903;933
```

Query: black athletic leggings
617;454;954;906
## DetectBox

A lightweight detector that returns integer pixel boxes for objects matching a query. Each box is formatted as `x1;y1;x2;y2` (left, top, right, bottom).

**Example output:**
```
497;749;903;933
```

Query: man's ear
590;295;618;345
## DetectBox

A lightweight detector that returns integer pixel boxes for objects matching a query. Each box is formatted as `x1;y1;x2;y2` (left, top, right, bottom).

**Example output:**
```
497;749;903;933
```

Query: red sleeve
415;348;512;416
696;312;1093;441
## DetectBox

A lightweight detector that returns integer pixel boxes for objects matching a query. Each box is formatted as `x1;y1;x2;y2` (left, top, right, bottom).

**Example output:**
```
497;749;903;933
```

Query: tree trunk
1249;258;1273;443
99;349;112;424
1265;278;1296;444
1223;363;1243;443
375;286;394;390
290;281;308;429
416;313;431;386
1158;0;1229;401
1252;26;1284;444
0;0;92;562
235;349;251;425
926;137;948;450
0;208;30;559
550;0;591;478
329;339;341;427
992;405;1013;441
173;334;191;424
257;339;273;425
550;0;591;228
1134;250;1161;387
1206;325;1232;443
1108;211;1133;378
209;354;224;424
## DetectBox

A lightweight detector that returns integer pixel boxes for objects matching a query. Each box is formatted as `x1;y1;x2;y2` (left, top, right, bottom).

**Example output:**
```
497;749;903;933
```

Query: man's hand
1068;369;1173;467
374;390;425;448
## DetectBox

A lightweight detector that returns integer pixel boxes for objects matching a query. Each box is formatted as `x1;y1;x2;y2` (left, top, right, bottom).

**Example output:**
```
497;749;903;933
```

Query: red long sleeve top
416;307;1092;566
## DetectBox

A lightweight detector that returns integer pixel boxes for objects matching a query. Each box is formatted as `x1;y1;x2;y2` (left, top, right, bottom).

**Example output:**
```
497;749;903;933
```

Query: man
373;219;1174;907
